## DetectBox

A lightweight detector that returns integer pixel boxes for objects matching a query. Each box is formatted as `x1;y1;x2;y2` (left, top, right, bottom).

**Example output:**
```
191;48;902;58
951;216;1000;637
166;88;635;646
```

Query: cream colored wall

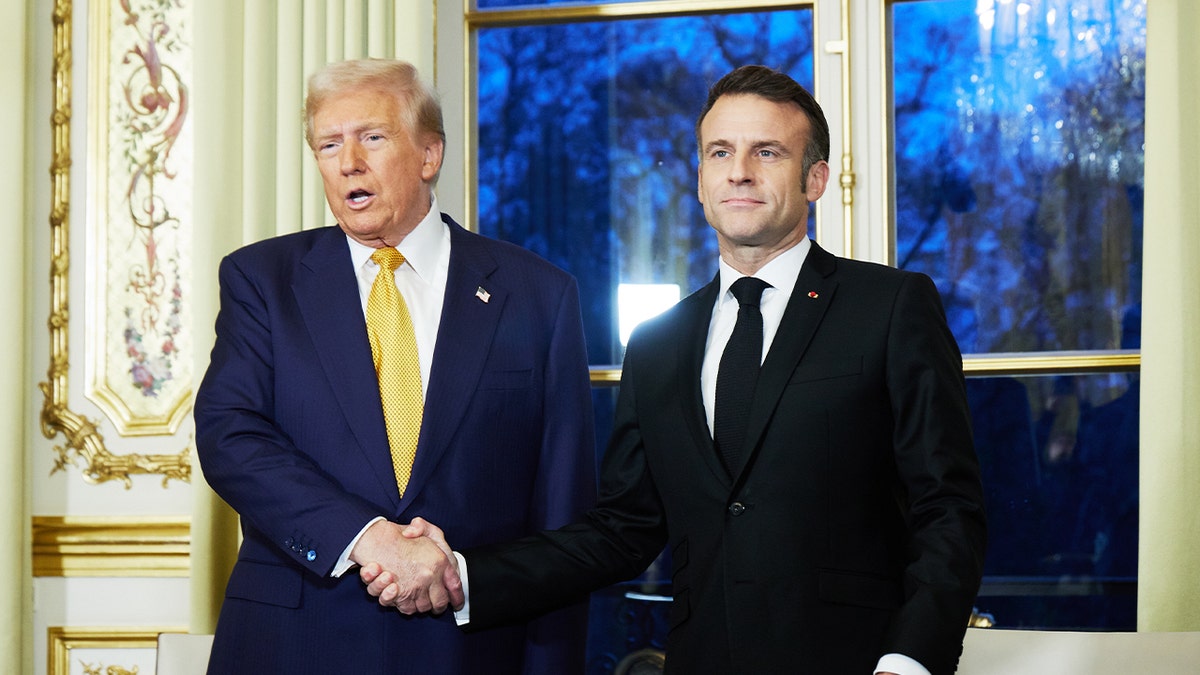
5;0;1198;672
2;0;32;672
1139;0;1200;632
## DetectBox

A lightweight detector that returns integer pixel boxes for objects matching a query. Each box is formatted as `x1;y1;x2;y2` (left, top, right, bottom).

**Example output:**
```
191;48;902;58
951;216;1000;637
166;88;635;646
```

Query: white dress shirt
332;193;451;577
701;237;809;435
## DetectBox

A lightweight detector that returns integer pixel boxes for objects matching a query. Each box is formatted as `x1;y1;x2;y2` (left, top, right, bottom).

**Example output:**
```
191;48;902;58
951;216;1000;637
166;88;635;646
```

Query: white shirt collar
717;236;811;301
346;192;446;280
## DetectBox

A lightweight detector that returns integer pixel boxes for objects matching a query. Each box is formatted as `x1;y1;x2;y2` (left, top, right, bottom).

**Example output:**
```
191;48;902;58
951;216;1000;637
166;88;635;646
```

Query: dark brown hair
695;65;830;178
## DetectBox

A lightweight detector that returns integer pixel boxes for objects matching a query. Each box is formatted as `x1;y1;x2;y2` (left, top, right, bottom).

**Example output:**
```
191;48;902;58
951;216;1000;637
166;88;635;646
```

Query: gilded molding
41;0;191;488
32;516;191;578
962;351;1141;377
835;0;855;257
466;0;810;27
589;367;622;387
595;350;1139;385
48;626;186;675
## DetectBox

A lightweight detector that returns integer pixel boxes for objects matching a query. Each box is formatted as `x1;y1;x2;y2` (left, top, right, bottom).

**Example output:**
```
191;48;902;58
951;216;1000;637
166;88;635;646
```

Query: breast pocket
787;356;863;385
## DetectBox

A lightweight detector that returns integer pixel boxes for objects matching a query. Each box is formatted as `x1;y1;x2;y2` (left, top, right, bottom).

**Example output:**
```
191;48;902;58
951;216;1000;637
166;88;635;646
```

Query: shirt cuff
875;652;930;675
452;551;470;625
330;516;386;578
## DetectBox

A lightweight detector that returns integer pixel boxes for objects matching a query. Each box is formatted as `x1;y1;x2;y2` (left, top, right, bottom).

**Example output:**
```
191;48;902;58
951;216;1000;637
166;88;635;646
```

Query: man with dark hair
368;64;987;674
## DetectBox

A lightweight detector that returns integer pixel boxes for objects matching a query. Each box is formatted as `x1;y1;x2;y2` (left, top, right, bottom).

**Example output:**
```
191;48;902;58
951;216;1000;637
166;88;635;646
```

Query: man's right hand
350;520;464;614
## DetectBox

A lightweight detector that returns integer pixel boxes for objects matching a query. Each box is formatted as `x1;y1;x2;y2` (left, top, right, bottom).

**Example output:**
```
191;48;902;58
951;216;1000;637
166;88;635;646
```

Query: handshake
349;517;464;615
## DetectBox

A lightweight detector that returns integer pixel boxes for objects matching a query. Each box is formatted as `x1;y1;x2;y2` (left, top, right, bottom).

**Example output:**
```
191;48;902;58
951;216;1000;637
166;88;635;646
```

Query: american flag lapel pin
476;286;491;303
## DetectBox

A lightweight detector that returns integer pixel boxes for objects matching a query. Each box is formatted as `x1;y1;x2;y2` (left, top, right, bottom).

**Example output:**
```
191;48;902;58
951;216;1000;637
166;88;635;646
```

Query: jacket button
728;502;746;516
306;550;317;562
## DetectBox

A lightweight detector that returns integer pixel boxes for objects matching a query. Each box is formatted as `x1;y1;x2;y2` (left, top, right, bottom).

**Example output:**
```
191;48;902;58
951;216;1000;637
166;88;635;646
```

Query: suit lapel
731;241;838;484
677;276;733;486
399;216;505;510
293;227;401;509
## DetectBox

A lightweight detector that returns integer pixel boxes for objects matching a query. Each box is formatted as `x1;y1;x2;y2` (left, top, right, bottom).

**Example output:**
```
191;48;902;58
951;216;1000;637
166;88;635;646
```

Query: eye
758;149;776;158
711;149;730;159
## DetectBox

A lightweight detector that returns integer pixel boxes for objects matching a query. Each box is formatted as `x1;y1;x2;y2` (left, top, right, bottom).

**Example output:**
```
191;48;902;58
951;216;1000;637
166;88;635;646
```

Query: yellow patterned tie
367;247;423;496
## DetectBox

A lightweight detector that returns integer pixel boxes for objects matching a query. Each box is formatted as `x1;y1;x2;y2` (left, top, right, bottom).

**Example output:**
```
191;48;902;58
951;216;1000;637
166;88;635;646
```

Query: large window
890;0;1145;629
457;0;1146;662
476;8;815;366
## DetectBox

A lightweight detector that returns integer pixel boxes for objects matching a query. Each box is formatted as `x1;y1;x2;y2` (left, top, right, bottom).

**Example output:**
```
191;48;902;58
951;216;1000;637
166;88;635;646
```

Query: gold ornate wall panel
86;0;195;435
48;627;185;675
33;516;190;578
42;0;193;487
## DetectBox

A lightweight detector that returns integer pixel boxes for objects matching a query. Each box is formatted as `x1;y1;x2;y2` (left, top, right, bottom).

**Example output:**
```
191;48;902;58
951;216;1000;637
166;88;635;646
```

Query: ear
420;137;445;182
696;162;705;205
805;160;831;202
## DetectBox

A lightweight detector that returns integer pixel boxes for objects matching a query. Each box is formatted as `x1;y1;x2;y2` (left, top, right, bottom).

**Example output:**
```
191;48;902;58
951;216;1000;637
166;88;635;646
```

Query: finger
396;588;426;615
401;517;428;538
441;565;465;610
379;581;400;606
428;581;449;614
367;571;397;598
359;561;382;584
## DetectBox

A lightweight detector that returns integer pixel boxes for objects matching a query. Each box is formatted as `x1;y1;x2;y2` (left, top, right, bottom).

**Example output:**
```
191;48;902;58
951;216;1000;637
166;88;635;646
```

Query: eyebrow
703;138;787;154
315;121;392;141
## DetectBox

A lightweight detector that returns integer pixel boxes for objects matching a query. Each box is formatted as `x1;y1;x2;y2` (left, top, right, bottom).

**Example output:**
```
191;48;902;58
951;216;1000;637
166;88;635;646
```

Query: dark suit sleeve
516;275;602;674
195;255;381;577
464;335;669;631
881;273;988;674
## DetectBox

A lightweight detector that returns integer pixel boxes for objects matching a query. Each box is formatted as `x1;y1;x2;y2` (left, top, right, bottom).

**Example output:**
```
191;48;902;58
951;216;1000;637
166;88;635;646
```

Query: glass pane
969;372;1138;630
478;0;645;8
891;0;1145;353
586;370;1140;639
477;11;814;365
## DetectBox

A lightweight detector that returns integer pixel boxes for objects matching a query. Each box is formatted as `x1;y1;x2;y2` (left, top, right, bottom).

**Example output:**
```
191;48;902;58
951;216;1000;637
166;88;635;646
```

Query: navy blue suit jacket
195;214;596;674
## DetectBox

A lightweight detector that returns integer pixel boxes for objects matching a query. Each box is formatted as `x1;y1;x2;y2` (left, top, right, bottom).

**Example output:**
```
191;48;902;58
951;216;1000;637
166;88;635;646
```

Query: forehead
700;94;809;145
313;87;404;133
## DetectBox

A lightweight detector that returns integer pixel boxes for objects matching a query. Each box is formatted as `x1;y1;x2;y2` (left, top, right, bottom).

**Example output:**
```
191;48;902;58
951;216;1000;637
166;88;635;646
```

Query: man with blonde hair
196;58;595;674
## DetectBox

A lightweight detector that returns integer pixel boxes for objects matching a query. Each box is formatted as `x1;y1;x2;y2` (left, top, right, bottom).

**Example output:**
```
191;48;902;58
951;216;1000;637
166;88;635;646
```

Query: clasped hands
350;517;460;615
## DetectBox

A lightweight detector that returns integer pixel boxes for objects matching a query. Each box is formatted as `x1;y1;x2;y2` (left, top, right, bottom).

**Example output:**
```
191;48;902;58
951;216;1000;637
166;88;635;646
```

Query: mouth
722;197;764;207
345;189;375;208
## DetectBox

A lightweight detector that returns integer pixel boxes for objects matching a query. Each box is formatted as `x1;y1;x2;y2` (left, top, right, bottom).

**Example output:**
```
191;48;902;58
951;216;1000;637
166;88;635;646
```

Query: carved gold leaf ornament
49;627;184;675
82;663;139;675
42;0;191;488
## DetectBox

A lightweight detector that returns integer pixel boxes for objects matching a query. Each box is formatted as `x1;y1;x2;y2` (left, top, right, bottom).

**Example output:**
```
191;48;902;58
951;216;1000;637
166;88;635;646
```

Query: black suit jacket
464;241;987;674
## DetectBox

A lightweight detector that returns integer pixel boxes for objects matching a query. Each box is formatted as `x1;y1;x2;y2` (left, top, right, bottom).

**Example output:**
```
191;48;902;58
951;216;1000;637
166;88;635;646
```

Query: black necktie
714;276;770;476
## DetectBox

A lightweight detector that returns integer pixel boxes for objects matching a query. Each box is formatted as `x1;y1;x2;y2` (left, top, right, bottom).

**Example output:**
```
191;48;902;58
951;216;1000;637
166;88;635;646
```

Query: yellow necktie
367;247;422;496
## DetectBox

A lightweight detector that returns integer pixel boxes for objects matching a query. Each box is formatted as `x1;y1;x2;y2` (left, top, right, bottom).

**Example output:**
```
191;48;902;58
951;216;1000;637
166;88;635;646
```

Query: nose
339;140;366;175
728;152;753;185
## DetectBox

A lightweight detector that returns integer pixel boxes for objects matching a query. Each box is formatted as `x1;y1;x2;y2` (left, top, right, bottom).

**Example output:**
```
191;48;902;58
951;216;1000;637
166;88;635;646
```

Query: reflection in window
891;0;1145;353
477;11;814;365
969;371;1138;630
